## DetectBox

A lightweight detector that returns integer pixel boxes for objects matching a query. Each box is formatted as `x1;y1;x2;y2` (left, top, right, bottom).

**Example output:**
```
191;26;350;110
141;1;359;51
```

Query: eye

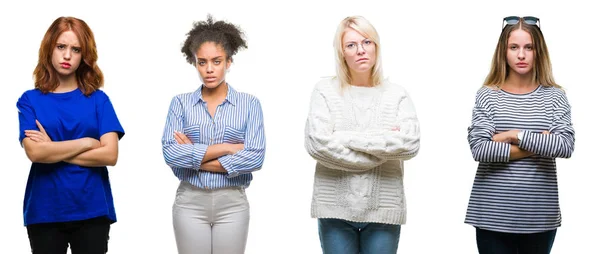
509;45;518;50
197;61;206;66
363;39;372;45
345;43;356;49
72;47;81;53
525;45;533;50
57;44;65;50
214;60;221;65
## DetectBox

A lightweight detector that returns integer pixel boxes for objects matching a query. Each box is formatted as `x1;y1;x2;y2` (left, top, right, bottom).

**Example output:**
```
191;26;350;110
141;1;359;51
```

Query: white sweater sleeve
304;85;386;172
341;88;420;160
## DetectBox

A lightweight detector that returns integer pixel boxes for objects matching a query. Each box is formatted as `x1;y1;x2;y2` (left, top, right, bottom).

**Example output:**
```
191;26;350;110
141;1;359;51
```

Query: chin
203;81;223;89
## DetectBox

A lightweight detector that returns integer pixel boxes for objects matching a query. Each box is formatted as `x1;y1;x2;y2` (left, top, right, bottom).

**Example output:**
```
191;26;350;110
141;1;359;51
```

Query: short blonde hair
333;16;383;88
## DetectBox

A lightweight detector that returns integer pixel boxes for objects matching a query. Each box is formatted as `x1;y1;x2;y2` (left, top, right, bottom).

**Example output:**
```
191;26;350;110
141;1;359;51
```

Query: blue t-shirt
17;88;125;226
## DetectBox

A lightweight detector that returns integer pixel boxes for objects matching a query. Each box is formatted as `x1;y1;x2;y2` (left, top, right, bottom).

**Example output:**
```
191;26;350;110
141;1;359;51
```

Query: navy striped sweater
465;85;575;233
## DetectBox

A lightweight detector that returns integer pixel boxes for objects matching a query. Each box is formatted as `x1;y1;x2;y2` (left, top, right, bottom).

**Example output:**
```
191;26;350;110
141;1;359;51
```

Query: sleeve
161;96;208;170
17;92;38;144
217;97;266;178
342;88;420;160
97;92;125;139
304;86;386;172
518;90;575;158
467;89;511;162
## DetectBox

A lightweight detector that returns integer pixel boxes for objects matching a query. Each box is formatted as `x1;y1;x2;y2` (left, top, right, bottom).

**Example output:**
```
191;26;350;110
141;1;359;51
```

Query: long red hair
34;17;103;95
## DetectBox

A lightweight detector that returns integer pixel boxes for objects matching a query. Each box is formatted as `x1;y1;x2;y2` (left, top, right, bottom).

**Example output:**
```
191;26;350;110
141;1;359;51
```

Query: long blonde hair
333;16;383;88
484;18;560;88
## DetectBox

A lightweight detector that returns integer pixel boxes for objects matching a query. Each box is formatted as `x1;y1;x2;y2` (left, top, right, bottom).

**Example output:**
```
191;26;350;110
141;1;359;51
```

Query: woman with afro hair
161;15;266;254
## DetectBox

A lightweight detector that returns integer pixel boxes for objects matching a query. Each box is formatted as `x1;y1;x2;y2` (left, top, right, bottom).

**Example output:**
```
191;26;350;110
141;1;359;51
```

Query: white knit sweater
305;77;420;225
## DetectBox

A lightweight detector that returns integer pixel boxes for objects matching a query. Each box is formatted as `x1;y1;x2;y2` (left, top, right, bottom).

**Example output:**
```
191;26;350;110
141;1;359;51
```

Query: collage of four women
16;14;574;254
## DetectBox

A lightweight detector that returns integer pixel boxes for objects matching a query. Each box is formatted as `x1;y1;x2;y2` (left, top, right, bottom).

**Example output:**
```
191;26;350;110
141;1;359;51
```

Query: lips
205;77;217;82
356;58;369;63
516;62;528;67
60;62;71;68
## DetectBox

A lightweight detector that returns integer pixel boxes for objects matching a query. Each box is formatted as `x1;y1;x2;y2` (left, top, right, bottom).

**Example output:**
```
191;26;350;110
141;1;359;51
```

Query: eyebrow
196;56;224;61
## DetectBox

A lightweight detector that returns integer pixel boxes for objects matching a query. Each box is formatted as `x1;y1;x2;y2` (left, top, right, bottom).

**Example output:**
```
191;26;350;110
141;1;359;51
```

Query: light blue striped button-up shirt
162;84;266;189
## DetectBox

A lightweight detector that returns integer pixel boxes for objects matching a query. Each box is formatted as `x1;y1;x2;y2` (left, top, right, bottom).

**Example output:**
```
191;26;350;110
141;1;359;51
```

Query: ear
226;58;232;70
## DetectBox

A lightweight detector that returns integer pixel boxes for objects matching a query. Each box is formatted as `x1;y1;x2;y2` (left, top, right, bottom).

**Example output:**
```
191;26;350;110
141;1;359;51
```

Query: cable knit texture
305;78;420;225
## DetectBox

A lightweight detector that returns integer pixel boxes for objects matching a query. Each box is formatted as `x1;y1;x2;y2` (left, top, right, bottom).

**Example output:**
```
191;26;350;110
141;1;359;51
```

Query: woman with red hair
17;16;124;254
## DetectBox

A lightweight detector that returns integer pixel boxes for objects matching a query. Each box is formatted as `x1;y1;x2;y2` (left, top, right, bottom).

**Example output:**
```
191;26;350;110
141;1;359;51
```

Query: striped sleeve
519;90;575;158
161;96;208;170
342;88;420;160
304;85;385;172
467;88;511;162
218;97;266;178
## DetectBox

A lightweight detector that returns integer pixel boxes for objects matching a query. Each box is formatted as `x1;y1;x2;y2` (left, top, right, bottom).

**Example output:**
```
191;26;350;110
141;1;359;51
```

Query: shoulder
474;86;498;102
540;86;570;106
311;77;340;97
19;89;42;99
233;91;261;105
379;80;411;97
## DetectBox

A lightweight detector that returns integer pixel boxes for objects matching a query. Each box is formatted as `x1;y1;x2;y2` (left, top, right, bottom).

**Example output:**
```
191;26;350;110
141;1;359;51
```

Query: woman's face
506;29;534;76
195;42;231;89
342;28;376;75
51;30;82;78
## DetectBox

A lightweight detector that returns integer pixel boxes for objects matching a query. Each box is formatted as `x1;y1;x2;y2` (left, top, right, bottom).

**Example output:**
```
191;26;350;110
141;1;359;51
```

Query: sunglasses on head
502;16;540;29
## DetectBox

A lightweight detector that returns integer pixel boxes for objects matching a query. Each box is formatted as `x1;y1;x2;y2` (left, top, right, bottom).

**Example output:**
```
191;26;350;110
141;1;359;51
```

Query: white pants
172;181;250;254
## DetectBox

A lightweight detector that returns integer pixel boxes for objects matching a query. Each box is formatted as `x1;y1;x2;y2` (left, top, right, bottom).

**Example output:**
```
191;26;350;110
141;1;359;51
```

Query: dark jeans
476;227;557;254
318;218;401;254
27;216;111;254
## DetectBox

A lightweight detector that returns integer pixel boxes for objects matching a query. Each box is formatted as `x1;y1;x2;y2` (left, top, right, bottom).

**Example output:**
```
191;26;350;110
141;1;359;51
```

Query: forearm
341;130;420;160
519;131;574;158
23;138;94;163
200;159;227;173
509;144;534;161
202;144;233;163
65;146;117;167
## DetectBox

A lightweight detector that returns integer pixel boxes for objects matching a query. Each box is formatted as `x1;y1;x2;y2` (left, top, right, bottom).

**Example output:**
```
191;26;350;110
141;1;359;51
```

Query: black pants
27;216;111;254
476;227;557;254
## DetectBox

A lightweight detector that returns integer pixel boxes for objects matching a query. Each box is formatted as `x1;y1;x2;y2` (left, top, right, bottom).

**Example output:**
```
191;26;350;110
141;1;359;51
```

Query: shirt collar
192;83;238;106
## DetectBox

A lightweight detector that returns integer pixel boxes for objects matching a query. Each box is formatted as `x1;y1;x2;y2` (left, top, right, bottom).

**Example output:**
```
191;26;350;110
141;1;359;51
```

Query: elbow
107;154;118;166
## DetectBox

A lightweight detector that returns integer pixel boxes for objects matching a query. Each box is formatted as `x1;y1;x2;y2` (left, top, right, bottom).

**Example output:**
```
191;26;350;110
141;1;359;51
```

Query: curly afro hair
181;15;248;65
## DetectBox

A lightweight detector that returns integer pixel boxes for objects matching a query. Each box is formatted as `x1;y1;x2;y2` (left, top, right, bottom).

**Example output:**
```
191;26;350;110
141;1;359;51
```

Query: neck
349;70;372;87
202;81;228;101
504;70;536;88
54;74;79;93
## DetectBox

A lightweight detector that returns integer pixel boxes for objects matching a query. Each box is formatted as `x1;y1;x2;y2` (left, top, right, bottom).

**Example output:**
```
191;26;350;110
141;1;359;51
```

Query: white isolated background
0;0;597;253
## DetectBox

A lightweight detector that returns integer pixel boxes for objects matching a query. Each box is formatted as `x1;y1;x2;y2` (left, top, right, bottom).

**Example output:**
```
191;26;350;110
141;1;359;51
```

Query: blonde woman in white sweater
305;16;420;254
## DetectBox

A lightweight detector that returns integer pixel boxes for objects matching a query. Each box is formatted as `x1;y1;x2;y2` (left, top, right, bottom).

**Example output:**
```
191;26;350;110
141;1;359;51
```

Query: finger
181;136;192;144
542;131;550;135
174;133;184;144
35;120;47;134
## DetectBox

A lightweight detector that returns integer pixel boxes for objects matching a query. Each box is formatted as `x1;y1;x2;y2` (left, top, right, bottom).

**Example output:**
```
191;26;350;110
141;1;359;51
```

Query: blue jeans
318;218;401;254
476;227;557;254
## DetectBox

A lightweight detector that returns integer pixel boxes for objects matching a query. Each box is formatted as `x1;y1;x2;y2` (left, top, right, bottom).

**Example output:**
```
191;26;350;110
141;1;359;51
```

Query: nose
206;63;214;74
517;48;525;60
356;44;366;55
64;49;71;60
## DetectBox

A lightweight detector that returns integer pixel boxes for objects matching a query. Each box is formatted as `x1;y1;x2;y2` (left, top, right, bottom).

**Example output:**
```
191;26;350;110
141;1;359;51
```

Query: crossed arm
172;131;243;173
23;120;120;167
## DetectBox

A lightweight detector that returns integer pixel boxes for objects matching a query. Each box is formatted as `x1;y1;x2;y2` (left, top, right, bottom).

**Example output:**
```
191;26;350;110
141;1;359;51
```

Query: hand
492;130;520;144
25;120;53;142
542;130;550;135
228;143;244;154
174;131;192;144
81;137;102;150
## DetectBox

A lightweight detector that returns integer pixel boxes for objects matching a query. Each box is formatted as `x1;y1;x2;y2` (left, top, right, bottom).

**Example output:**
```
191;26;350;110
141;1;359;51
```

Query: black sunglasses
502;16;540;29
